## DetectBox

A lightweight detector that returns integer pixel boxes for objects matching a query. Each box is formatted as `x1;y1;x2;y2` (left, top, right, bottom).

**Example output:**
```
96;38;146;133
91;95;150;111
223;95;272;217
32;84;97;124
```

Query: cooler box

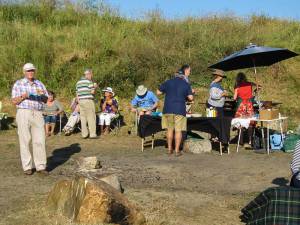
259;109;279;120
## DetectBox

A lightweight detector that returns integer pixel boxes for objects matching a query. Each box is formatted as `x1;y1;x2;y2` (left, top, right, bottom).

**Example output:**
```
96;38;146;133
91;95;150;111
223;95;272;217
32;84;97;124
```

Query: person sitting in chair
131;85;158;116
43;91;63;136
62;97;80;136
98;87;118;135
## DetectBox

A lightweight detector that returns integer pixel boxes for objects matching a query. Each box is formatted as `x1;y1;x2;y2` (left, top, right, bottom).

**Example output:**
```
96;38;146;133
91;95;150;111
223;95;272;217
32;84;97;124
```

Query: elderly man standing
157;68;193;156
12;63;48;175
76;69;98;139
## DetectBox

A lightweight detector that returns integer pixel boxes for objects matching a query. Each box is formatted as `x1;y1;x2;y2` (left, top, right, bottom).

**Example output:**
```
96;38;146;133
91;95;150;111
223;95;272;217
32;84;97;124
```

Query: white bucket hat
136;85;147;96
23;63;36;71
102;87;114;96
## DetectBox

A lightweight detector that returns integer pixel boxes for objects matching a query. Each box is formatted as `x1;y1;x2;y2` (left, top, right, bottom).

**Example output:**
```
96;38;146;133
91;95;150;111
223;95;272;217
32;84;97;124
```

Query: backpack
270;134;283;150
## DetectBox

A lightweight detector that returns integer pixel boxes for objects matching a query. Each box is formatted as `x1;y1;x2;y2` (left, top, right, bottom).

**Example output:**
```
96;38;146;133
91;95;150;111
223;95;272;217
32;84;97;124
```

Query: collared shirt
76;77;95;100
11;78;48;111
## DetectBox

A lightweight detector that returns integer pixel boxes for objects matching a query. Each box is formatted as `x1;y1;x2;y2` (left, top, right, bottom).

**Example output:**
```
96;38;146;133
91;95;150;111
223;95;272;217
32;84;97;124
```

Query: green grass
0;1;300;123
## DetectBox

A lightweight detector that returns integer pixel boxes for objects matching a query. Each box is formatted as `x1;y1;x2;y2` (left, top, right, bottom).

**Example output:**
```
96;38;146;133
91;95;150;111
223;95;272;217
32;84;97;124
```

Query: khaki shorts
162;114;187;131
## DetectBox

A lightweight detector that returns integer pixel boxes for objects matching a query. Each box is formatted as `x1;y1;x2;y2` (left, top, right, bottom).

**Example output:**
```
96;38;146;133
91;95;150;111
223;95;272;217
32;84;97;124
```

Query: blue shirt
159;77;193;116
131;91;158;109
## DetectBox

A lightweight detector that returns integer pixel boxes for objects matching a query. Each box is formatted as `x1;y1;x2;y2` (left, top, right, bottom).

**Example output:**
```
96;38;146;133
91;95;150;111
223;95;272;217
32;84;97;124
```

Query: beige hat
212;69;226;77
136;85;147;96
23;63;36;71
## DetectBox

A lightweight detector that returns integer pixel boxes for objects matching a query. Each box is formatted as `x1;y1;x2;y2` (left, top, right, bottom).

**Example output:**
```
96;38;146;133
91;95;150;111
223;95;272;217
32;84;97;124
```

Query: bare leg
45;124;50;136
50;123;55;135
175;131;182;154
167;128;174;153
100;125;104;134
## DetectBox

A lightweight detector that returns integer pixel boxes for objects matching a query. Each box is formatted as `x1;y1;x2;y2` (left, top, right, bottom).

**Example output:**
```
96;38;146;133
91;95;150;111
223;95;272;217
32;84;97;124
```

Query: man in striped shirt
76;69;98;139
290;140;300;187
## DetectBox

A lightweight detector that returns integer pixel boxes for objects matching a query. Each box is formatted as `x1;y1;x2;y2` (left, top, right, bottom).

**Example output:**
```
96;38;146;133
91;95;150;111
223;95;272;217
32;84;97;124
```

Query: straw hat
136;85;147;96
212;69;226;78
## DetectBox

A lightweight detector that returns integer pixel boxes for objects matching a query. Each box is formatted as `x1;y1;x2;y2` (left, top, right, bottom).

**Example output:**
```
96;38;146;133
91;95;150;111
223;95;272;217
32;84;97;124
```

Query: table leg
267;122;270;155
261;122;265;150
236;127;241;153
141;138;144;152
279;119;284;140
219;142;222;155
151;134;154;149
227;142;230;154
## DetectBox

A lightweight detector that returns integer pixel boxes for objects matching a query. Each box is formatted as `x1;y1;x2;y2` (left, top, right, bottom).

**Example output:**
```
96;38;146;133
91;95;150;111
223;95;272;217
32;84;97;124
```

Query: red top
236;82;253;101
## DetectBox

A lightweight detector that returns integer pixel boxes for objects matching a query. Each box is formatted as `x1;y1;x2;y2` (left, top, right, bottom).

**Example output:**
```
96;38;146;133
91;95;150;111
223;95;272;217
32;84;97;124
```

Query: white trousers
16;109;46;171
63;114;80;133
98;113;116;125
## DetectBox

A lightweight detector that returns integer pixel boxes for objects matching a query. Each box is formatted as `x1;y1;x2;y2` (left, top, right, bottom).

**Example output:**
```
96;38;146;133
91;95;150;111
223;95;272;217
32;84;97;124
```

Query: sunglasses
26;69;35;72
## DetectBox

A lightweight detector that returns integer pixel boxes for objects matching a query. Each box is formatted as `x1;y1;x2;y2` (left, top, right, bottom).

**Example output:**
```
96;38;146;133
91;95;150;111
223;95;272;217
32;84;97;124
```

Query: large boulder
47;175;145;225
184;138;212;154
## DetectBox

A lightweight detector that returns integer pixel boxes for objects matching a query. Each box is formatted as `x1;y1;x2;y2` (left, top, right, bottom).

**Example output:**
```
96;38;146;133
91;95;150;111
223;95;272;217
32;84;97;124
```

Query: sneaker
36;170;49;176
89;136;99;139
24;169;33;175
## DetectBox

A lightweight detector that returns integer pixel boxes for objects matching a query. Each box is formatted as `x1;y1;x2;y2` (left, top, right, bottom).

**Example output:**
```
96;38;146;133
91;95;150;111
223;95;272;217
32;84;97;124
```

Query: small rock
76;156;102;171
184;139;212;154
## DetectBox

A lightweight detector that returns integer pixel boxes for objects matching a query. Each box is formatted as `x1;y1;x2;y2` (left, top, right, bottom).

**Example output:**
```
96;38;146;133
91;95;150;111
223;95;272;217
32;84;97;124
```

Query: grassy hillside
0;2;300;125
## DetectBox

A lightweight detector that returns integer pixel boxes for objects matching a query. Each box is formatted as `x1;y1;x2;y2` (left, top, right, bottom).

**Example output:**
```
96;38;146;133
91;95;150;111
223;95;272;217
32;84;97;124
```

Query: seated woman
43;91;63;136
131;85;159;116
233;72;260;148
207;69;228;117
62;97;80;135
98;87;118;135
290;141;300;188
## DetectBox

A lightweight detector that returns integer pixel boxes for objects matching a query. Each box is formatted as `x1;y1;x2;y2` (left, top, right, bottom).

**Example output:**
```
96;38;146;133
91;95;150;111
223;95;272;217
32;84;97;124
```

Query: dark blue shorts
44;115;57;124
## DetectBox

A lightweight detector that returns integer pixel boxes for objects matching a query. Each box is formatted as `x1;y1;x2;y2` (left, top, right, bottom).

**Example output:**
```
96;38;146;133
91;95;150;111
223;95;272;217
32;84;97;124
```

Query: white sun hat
102;87;114;96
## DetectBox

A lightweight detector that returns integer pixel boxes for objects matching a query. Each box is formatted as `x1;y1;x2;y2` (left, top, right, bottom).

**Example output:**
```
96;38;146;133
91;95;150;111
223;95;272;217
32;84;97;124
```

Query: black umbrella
208;43;298;72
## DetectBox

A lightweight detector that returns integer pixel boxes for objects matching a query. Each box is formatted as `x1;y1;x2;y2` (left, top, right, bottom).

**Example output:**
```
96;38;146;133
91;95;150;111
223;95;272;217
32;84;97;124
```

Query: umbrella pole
252;59;261;110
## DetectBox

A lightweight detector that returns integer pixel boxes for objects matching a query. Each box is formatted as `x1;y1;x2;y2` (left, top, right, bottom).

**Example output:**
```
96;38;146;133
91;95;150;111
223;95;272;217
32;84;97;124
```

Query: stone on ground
76;156;102;170
47;175;145;225
184;138;212;154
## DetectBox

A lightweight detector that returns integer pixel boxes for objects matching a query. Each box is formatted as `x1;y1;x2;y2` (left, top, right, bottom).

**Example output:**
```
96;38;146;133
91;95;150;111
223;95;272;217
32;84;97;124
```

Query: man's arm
11;83;28;105
156;89;163;96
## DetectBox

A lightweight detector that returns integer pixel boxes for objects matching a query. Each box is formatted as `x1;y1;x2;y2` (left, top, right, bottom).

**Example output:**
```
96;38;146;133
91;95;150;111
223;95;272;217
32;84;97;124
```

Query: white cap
23;63;36;71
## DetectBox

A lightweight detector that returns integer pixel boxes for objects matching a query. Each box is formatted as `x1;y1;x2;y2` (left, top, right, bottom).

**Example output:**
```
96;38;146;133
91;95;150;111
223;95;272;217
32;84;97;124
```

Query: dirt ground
0;128;293;225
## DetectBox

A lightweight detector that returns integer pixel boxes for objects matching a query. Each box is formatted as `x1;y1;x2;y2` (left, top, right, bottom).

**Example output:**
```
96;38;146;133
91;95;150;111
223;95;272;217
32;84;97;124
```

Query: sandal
175;152;183;157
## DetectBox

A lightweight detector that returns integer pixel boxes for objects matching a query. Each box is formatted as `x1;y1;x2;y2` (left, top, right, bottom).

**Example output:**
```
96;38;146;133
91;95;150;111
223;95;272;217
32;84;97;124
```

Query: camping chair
0;101;8;130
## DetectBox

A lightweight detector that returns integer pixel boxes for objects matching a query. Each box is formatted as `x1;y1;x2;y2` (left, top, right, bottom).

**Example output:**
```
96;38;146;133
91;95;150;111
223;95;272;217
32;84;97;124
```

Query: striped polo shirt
291;140;300;180
76;77;95;100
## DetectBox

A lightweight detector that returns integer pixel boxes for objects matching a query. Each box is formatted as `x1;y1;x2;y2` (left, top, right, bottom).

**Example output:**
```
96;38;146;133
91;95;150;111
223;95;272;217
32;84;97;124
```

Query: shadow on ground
272;177;290;187
47;143;81;171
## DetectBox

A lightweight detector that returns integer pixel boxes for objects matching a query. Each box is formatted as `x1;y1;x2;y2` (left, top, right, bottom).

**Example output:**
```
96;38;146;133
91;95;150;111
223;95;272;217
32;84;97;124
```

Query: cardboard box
259;109;279;120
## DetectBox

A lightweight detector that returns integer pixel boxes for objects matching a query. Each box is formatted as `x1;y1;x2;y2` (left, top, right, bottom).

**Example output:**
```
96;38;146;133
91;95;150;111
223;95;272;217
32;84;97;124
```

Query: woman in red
234;72;260;148
234;72;256;118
